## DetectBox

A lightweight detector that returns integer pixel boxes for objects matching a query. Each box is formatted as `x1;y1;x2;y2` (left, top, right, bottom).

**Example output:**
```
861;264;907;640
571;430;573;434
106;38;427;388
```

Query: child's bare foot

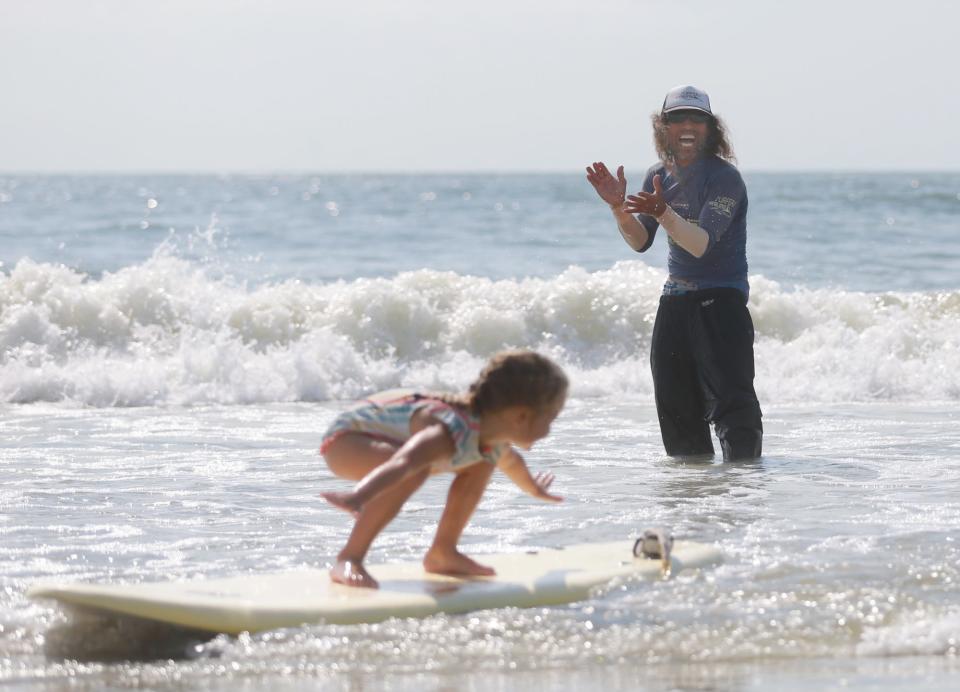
329;558;378;588
423;547;496;578
320;491;361;518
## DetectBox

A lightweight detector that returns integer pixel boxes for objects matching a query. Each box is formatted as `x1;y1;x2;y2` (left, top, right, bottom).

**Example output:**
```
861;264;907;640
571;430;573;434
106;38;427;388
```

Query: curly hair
467;350;568;416
651;112;736;166
430;350;568;417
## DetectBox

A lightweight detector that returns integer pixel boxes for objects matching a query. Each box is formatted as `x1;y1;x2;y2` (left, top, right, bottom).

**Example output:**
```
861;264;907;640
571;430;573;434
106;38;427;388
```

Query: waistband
658;286;747;305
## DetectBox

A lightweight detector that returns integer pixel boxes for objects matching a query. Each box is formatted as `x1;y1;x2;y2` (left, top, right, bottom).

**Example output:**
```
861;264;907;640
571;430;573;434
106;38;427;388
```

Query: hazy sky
2;0;957;172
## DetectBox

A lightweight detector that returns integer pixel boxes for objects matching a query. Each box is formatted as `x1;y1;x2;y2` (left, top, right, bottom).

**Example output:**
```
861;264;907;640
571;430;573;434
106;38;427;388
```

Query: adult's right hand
586;162;627;208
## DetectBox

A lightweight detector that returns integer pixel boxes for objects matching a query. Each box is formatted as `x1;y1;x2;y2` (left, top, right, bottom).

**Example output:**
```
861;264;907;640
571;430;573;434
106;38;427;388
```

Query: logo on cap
662;85;712;114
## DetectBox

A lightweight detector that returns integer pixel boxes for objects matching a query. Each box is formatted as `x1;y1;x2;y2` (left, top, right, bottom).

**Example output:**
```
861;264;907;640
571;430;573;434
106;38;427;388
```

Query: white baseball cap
661;85;712;115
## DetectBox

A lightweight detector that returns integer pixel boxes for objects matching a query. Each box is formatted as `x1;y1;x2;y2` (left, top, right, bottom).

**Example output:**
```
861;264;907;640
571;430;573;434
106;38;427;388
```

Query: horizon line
3;167;960;176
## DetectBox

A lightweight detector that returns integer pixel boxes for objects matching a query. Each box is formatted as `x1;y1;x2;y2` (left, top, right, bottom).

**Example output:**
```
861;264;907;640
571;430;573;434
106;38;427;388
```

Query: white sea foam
2;253;960;406
856;614;960;657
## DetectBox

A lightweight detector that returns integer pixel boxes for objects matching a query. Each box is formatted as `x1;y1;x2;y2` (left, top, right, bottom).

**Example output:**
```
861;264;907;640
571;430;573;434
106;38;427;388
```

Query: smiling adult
586;85;763;461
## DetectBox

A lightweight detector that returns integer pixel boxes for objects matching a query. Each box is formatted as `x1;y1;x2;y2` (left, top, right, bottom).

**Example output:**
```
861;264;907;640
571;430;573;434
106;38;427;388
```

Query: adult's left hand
624;174;667;219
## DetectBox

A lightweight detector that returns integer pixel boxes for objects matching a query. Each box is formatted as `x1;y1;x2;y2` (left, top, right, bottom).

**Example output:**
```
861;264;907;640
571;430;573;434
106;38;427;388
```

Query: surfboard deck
28;540;721;635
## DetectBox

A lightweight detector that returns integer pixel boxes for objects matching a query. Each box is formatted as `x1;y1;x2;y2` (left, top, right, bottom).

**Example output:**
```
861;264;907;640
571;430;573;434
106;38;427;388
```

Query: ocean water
2;172;959;690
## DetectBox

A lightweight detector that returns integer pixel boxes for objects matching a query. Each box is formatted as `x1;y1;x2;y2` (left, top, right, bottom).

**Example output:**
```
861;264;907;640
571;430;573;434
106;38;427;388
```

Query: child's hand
497;449;563;502
531;471;563;502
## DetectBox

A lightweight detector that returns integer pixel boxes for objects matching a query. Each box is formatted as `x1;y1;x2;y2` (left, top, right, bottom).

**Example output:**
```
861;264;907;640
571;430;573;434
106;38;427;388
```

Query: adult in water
586;85;762;461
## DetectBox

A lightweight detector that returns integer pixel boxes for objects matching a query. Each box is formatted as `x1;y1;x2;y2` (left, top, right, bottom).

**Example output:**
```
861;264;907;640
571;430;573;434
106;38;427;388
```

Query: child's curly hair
465;350;568;416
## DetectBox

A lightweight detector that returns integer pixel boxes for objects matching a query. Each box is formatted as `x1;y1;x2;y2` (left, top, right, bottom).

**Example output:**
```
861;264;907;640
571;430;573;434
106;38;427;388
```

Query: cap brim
662;106;713;115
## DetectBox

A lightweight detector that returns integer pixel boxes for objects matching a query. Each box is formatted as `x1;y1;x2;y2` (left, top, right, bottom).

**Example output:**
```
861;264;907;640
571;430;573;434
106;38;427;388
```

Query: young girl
320;350;568;589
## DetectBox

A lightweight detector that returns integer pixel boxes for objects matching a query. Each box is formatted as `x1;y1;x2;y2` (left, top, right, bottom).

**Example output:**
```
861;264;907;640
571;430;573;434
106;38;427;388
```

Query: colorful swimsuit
320;389;507;473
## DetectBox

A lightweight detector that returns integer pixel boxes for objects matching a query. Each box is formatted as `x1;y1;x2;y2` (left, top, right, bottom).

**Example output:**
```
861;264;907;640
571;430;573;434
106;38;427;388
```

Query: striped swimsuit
320;389;507;473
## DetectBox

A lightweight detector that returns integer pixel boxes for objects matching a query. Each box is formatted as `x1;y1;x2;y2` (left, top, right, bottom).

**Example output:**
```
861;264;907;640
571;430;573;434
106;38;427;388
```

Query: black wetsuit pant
650;287;763;461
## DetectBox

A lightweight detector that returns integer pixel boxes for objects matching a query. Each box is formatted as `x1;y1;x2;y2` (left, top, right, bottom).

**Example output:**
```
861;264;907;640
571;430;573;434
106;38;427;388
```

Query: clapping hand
586;162;627;208
624;174;667;218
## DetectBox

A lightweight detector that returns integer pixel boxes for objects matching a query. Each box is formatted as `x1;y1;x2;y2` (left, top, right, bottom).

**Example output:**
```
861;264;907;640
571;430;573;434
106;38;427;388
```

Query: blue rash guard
636;156;749;298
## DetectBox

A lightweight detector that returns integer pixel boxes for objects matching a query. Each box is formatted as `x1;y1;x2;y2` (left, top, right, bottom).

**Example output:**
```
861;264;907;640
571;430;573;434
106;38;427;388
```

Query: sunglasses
664;111;712;125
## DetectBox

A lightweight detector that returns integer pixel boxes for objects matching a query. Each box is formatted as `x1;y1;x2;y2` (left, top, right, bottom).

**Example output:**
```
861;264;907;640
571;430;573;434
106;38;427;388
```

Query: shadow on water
43;605;221;662
656;453;766;498
639;453;772;546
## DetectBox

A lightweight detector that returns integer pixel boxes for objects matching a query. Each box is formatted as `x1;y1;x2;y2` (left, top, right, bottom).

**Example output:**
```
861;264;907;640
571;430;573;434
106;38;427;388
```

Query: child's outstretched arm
323;424;455;515
496;448;563;502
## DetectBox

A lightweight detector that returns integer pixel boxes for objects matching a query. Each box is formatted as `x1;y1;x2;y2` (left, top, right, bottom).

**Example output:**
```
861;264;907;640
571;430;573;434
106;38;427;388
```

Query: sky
2;0;957;173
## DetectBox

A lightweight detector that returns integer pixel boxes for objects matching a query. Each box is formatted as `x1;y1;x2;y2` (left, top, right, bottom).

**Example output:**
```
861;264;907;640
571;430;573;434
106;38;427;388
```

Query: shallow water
3;400;959;690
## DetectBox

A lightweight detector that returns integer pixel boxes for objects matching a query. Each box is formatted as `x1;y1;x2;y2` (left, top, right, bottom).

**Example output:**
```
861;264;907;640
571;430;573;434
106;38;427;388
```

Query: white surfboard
28;539;721;635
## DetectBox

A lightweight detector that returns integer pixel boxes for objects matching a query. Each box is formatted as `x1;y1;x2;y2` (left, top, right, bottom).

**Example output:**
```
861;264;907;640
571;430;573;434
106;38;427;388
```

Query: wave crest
3;255;960;406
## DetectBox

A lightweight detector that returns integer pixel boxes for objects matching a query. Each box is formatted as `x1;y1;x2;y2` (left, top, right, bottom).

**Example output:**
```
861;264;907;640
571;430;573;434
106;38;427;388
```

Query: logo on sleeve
707;196;737;218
